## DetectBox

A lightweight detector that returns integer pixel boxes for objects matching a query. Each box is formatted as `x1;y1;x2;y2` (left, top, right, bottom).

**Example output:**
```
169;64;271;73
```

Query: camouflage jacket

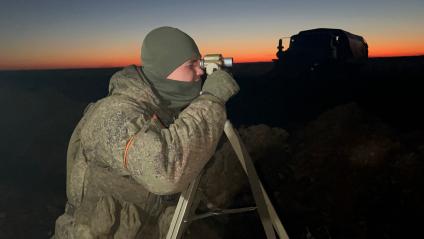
55;65;226;238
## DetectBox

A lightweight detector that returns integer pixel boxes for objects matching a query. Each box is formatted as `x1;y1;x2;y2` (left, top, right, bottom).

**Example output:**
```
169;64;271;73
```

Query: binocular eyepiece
199;54;233;75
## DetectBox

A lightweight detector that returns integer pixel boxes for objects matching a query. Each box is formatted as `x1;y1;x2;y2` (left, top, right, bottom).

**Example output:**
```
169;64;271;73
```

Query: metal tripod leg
224;120;289;239
166;172;201;239
166;120;289;239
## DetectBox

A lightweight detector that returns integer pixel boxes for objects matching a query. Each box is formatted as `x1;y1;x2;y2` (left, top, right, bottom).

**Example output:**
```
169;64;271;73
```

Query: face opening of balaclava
141;26;202;110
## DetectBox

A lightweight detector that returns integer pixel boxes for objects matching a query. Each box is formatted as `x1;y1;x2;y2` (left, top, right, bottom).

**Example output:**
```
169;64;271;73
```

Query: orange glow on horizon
366;37;424;58
369;48;424;58
1;48;424;70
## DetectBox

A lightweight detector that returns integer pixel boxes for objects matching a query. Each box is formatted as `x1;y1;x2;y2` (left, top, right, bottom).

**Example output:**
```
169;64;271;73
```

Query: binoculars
200;54;233;75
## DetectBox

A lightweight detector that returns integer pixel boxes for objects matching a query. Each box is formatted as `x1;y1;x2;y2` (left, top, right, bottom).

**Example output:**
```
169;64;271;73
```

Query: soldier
53;26;239;238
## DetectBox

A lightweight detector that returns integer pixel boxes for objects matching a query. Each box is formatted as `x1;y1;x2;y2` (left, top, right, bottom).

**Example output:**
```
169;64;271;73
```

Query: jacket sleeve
125;94;226;195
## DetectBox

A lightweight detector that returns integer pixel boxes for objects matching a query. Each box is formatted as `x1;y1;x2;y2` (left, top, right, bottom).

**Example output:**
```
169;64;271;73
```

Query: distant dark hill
226;56;424;131
0;67;119;102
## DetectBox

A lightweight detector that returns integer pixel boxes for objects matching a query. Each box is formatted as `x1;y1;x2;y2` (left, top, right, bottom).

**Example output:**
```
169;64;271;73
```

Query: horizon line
1;55;423;72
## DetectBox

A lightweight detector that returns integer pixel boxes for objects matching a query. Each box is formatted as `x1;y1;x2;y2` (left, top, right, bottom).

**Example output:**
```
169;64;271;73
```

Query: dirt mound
273;102;423;238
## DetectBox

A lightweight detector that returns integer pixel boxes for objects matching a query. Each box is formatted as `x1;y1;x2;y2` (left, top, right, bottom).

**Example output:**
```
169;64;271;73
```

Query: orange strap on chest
123;135;135;169
123;113;164;169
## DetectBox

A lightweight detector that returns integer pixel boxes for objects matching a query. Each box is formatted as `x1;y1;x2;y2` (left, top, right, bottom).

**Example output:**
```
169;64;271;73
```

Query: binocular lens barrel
199;58;233;68
222;58;233;67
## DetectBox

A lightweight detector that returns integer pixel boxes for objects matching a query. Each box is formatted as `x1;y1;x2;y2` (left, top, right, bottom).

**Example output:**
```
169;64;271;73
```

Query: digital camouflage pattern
53;65;227;238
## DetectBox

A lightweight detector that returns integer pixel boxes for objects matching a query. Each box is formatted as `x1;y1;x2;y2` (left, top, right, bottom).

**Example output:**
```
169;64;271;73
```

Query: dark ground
0;56;423;238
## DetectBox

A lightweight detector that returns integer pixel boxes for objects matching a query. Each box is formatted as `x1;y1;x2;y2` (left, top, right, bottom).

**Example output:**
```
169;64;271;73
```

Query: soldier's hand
201;70;240;103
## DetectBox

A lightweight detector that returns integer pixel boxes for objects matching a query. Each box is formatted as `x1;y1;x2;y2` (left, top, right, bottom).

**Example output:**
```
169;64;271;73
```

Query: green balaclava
141;26;202;110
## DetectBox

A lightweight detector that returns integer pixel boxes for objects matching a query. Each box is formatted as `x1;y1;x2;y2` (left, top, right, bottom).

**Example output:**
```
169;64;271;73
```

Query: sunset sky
1;0;423;70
